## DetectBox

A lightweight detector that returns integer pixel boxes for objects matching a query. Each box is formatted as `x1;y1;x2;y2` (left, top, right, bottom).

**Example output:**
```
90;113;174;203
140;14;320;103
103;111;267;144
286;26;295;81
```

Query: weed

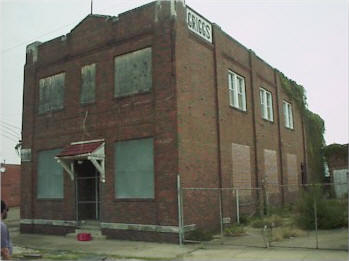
224;224;246;236
250;215;284;228
295;188;348;230
186;229;213;241
271;227;306;242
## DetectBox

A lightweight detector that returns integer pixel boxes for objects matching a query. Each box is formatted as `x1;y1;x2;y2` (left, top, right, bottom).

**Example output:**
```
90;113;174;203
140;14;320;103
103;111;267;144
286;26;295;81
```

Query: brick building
324;144;348;198
21;1;307;242
1;163;21;207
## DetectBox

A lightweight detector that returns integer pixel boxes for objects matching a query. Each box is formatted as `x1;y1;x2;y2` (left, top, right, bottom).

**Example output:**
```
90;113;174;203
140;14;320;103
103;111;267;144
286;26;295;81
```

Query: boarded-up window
114;138;154;199
39;73;65;114
80;64;96;104
263;149;279;193
114;48;152;97
287;153;298;191
232;143;252;197
37;148;63;199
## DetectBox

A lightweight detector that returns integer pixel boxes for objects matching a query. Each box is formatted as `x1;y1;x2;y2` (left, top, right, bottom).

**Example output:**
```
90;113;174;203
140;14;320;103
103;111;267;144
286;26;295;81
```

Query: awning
55;139;105;182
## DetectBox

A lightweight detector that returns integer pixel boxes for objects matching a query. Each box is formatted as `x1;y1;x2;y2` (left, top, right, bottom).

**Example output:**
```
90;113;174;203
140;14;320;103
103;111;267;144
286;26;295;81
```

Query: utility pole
90;0;93;15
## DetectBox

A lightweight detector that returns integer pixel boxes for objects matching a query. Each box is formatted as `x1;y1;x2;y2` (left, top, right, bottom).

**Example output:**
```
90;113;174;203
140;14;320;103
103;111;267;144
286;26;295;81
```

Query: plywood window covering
38;73;65;114
37;148;63;199
80;64;96;104
114;138;154;199
114;48;152;97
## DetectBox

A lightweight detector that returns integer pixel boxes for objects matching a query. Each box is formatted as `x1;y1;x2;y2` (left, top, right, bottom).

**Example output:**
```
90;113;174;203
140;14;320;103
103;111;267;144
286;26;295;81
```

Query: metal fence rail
177;176;348;250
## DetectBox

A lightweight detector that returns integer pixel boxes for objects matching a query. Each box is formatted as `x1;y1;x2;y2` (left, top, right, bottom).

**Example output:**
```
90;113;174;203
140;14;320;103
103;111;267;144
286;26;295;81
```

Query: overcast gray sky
0;0;348;164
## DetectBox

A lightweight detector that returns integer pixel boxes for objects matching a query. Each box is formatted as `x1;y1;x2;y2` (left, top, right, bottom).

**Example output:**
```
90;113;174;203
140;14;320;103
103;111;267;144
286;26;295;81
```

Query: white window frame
228;71;246;111
260;88;273;122
283;100;294;129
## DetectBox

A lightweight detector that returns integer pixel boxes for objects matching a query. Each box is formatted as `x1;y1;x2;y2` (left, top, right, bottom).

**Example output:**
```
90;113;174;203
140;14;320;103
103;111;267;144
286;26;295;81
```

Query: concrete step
66;221;106;239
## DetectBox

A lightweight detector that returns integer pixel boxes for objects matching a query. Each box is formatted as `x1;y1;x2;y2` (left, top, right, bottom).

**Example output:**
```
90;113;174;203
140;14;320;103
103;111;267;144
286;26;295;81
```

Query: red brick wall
1;164;21;207
176;3;305;227
21;1;307;240
22;2;179;232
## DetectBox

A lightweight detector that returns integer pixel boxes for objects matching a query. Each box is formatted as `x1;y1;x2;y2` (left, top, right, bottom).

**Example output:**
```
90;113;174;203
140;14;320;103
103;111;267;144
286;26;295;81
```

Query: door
75;160;100;221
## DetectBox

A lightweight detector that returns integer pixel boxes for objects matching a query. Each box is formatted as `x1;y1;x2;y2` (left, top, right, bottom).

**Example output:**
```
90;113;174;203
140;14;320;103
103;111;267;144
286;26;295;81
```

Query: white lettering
186;8;212;43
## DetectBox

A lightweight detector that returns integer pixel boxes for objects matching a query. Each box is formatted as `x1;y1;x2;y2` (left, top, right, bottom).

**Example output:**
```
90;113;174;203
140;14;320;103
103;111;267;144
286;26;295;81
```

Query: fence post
177;175;183;246
218;189;223;237
314;196;319;249
236;189;240;224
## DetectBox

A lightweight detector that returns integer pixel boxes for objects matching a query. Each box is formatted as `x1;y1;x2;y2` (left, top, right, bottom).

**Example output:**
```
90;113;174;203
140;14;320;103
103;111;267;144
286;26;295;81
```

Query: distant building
1;163;21;207
324;143;348;198
21;1;307;242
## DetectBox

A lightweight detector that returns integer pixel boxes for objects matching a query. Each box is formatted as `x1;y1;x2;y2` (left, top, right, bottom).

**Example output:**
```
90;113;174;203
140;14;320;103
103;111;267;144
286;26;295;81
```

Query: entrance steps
66;220;106;240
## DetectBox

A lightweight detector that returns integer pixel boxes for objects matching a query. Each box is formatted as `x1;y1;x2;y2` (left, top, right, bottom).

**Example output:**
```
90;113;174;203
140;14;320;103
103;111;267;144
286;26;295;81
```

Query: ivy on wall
323;143;348;160
279;72;326;182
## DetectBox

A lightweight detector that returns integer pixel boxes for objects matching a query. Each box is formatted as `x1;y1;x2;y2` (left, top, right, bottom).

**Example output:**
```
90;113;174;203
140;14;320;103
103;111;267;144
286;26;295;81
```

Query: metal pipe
314;197;319;249
177;175;183;246
236;189;240;224
218;190;223;237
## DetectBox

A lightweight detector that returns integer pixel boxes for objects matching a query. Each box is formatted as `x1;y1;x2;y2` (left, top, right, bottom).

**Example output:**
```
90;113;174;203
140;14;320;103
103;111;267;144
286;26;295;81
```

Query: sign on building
186;7;212;43
21;148;32;162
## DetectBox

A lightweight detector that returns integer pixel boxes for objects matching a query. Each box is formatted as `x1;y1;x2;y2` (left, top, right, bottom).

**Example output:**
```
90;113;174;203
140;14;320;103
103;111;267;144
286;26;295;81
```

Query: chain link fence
178;177;348;250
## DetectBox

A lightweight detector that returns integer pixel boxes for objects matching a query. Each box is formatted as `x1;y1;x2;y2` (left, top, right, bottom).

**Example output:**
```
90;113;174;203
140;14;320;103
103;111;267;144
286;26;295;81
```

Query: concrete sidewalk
11;232;348;261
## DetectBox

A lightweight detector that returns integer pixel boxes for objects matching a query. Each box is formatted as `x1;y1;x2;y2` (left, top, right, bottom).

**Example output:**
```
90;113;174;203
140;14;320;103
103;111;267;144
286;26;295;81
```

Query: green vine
323;143;348;159
278;72;325;182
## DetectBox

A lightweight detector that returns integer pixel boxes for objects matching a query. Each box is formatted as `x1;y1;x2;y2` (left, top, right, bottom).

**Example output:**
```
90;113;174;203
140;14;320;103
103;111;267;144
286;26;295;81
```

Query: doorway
75;160;100;221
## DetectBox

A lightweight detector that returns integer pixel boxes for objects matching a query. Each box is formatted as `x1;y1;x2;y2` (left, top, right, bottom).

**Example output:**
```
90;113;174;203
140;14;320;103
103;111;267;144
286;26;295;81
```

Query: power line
0;128;20;139
1;18;82;54
1;134;18;143
0;120;21;130
1;0;140;54
0;123;21;136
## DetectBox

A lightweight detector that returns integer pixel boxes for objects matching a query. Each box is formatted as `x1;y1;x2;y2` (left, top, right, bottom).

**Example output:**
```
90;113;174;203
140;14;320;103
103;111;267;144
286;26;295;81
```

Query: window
283;100;294;129
228;71;246;111
114;138;154;199
80;64;96;104
114;48;152;97
39;73;65;114
37;148;63;199
260;88;273;122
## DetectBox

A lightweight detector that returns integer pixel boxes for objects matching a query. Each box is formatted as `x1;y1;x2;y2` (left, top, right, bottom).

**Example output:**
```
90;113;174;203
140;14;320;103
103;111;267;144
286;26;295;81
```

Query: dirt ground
4;207;348;260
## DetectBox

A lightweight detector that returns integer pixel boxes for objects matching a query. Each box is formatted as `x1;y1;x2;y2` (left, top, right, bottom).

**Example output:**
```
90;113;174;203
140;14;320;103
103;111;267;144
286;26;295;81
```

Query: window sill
229;105;248;114
113;198;155;203
80;101;96;106
37;108;64;116
113;90;152;100
36;198;64;201
261;118;274;124
285;126;295;131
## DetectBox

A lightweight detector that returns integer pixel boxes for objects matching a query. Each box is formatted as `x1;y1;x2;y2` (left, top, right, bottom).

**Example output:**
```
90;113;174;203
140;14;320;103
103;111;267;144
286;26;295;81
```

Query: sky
0;0;348;164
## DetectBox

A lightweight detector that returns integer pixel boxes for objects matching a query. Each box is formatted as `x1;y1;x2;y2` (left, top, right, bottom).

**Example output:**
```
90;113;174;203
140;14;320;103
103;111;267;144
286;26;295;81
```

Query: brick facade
21;1;306;242
1;164;21;207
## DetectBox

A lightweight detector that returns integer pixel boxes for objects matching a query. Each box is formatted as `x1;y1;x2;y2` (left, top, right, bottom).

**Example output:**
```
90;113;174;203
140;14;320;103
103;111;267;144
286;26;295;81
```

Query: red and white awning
55;139;105;182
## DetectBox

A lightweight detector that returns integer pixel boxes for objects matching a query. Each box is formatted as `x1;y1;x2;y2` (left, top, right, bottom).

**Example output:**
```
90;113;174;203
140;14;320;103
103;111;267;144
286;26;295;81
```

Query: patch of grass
224;224;246;236
271;227;306;242
295;188;348;230
186;229;213;241
250;215;284;228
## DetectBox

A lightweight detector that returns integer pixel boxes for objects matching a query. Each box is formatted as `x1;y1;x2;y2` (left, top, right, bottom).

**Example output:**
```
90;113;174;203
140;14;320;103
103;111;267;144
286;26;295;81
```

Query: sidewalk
11;232;348;261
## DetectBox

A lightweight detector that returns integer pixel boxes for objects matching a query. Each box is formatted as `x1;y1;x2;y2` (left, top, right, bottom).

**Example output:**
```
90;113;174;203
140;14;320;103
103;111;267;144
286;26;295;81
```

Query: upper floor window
38;73;65;114
283;100;294;129
260;88;273;122
80;64;96;104
228;71;246;111
114;47;152;97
